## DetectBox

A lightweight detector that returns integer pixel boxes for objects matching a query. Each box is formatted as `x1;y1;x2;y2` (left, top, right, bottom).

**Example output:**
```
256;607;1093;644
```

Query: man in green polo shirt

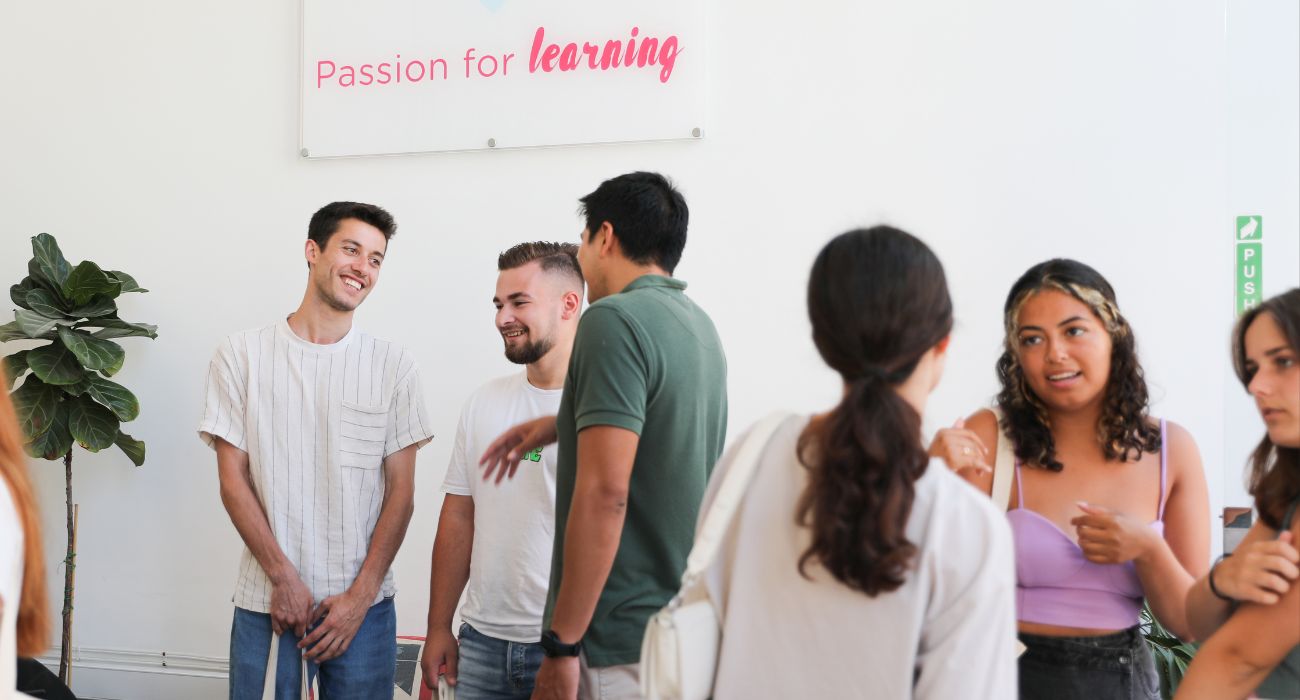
480;171;728;700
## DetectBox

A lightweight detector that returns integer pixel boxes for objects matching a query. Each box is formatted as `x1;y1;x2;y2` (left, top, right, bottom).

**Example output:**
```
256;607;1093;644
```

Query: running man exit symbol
1237;215;1262;241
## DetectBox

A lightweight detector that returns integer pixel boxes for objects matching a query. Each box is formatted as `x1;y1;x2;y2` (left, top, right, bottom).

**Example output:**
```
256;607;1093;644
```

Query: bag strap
989;406;1015;512
681;412;791;585
262;632;318;700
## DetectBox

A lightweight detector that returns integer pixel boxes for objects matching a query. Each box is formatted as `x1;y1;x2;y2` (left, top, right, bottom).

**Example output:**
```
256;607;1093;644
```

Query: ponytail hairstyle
1232;288;1300;530
0;360;51;656
796;226;953;596
995;259;1160;472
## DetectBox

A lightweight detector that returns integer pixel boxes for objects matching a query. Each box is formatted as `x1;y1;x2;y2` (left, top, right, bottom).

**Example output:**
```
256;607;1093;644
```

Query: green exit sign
1235;215;1263;315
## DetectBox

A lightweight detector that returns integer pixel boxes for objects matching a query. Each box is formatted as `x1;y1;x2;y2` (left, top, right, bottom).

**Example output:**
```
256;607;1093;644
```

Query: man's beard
504;332;554;365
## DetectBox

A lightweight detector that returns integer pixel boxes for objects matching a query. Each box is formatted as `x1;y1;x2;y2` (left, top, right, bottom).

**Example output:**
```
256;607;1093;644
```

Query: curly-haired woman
700;227;1017;699
931;259;1210;699
1176;288;1300;700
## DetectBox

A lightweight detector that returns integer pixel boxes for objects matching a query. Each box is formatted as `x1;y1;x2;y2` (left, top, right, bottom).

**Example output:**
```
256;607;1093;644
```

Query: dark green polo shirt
544;274;728;666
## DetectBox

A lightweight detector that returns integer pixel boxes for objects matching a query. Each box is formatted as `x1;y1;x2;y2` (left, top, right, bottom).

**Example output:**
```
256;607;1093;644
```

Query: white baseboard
35;648;227;700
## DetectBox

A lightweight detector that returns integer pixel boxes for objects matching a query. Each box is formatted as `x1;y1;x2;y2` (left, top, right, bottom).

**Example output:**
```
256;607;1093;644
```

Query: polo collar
621;274;687;293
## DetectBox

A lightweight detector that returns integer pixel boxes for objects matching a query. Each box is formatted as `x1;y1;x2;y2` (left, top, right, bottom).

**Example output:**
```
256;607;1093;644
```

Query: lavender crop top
1008;420;1167;630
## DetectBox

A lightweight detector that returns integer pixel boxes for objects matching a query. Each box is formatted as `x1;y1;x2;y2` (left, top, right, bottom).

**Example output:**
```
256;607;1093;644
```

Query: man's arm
215;438;314;636
531;425;639;700
420;494;475;688
300;442;418;661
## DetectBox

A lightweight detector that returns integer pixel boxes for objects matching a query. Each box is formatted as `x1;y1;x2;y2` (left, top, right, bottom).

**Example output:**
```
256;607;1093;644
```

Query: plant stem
58;448;74;684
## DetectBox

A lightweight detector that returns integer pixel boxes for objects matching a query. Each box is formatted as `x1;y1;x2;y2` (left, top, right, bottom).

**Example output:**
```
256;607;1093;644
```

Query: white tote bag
640;412;790;700
262;633;319;700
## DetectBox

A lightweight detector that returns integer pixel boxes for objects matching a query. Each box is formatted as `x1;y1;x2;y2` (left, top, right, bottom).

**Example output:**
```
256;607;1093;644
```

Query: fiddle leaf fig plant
2;232;157;683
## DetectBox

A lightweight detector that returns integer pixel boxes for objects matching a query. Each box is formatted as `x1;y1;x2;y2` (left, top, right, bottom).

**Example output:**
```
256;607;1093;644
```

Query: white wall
0;1;1294;698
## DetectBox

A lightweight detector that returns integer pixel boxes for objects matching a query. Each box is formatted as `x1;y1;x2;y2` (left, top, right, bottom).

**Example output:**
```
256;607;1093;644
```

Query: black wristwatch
540;629;582;658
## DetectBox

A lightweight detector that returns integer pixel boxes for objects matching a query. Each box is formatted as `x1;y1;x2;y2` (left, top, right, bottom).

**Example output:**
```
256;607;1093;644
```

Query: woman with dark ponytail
1177;288;1300;699
699;227;1017;699
931;259;1210;699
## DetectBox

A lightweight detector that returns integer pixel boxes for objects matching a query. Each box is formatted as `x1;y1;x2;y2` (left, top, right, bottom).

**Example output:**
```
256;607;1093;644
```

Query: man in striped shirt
199;201;434;699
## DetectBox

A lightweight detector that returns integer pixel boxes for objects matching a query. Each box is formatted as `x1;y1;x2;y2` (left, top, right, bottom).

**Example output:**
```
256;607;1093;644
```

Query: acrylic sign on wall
301;0;705;157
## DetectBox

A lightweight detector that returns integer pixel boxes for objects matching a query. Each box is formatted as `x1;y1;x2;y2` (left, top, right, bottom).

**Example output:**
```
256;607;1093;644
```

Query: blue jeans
454;623;544;700
229;597;396;700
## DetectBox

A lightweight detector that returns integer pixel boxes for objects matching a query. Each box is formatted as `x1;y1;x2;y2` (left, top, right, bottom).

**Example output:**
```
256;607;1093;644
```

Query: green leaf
14;309;66;338
62;260;121;307
57;327;124;372
25;399;72;461
114;431;146;466
25;288;67;317
84;375;139;422
68;295;118;319
3;350;30;390
106;270;147;294
87;318;158;340
0;321;27;342
30;233;71;288
9;278;37;309
63;377;92;397
12;375;62;438
99;350;126;377
26;340;86;385
69;396;119;451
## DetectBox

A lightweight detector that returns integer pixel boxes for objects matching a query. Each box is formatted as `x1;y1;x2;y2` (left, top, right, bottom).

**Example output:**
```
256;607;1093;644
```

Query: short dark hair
578;172;688;273
497;241;584;288
307;202;397;249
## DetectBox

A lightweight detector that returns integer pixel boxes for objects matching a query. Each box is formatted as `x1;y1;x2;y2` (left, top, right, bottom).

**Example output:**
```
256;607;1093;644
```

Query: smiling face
1013;289;1114;414
494;260;565;365
1243;312;1300;448
305;218;387;312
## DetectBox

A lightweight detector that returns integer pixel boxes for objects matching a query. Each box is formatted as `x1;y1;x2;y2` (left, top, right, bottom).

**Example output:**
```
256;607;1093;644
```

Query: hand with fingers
421;628;459;690
298;589;369;662
1209;531;1300;604
1071;502;1163;565
270;570;314;638
530;656;579;700
479;415;558;484
928;418;992;477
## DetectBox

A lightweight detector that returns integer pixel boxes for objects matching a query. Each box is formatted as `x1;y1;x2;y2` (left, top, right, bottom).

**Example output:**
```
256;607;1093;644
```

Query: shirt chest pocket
340;400;388;470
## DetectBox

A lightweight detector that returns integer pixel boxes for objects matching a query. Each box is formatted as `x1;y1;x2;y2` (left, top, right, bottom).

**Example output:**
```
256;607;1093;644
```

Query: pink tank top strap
1157;419;1168;521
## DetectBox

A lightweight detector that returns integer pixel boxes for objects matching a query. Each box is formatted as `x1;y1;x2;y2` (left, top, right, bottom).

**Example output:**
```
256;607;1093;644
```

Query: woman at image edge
701;227;1018;699
0;360;52;693
1177;288;1300;700
933;259;1210;699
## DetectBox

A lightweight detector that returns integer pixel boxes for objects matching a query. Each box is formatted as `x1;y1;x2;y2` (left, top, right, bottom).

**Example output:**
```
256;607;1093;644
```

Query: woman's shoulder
917;462;1011;541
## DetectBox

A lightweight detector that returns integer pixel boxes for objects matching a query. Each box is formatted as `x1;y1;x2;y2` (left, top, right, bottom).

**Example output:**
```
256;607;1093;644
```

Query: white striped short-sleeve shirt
198;318;434;613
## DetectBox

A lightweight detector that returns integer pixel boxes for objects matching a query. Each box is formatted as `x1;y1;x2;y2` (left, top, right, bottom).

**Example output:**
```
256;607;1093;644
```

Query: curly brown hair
797;226;952;595
994;259;1160;472
1233;288;1300;530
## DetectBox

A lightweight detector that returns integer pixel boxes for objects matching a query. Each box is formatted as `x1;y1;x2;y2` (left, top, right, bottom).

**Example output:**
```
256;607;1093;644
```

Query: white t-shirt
703;415;1019;700
198;318;434;613
441;371;561;642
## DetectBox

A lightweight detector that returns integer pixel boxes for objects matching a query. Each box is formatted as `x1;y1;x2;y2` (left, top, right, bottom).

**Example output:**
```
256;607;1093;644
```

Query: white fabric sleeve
385;364;435;456
440;400;472;497
913;496;1019;700
197;341;247;451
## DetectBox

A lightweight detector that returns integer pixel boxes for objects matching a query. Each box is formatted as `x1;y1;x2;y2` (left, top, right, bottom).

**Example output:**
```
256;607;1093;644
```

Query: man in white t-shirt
198;202;434;699
419;242;584;700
